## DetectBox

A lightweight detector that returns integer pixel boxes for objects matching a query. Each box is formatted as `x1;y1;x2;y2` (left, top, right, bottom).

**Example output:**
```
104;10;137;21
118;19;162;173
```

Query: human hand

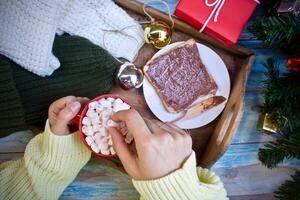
108;110;192;180
48;96;89;136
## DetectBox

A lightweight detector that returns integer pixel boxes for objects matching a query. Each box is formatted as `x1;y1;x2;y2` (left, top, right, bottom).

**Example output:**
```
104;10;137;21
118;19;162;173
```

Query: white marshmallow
90;117;101;125
112;98;123;108
112;105;123;113
108;138;113;146
82;117;91;126
88;101;98;110
99;99;112;108
86;109;98;118
98;98;106;104
110;146;116;155
91;143;100;153
102;109;113;117
94;135;109;150
122;103;131;110
101;110;113;125
123;102;130;107
99;126;108;137
113;103;131;112
92;125;102;132
82;126;93;136
98;142;109;152
93;132;101;140
114;98;123;104
102;116;109;125
93;132;108;144
85;136;94;145
102;136;110;143
107;97;115;102
107;119;119;127
95;104;104;112
101;149;110;155
83;97;134;155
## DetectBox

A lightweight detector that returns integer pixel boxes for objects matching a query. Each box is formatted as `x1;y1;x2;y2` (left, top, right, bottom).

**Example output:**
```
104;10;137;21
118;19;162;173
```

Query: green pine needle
253;3;300;198
274;171;300;200
258;58;300;199
258;133;300;168
249;14;300;52
262;58;300;136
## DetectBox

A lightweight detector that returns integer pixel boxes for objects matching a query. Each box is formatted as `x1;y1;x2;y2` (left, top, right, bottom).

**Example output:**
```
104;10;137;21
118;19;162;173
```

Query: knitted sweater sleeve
132;151;228;200
0;120;91;200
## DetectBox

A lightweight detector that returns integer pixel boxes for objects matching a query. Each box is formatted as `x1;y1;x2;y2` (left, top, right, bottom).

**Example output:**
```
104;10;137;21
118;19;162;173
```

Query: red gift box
174;0;258;45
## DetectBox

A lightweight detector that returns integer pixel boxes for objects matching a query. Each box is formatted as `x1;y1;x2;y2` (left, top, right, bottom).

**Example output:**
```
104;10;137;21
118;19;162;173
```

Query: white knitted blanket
0;0;144;76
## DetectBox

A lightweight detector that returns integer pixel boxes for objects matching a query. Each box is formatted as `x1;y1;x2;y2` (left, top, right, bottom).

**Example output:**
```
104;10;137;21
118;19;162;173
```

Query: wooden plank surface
0;1;299;200
214;164;296;196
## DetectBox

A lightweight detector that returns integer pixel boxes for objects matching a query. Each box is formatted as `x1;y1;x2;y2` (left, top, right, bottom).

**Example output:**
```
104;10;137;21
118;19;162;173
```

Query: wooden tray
101;0;255;170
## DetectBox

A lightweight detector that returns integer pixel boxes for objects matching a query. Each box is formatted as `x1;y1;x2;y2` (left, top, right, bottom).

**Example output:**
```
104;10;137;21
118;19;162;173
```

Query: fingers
76;97;90;109
50;96;76;112
111;110;152;141
49;96;89;118
52;101;81;135
108;127;137;171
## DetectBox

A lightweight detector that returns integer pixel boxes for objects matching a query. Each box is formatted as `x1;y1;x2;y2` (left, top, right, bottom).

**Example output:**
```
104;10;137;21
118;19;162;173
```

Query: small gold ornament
257;113;280;134
144;21;172;49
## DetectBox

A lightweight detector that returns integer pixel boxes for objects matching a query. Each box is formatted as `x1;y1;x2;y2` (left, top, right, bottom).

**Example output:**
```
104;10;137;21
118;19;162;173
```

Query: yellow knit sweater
0;120;228;200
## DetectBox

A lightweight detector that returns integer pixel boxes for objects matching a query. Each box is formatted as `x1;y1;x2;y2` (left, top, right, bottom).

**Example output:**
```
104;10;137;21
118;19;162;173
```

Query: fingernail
69;101;81;113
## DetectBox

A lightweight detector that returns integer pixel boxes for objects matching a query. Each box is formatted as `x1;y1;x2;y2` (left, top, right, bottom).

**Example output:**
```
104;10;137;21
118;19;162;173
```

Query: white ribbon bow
199;0;260;32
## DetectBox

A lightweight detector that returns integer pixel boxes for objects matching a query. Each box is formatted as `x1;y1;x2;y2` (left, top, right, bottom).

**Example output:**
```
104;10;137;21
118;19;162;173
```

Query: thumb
58;101;81;122
53;101;81;135
109;127;137;173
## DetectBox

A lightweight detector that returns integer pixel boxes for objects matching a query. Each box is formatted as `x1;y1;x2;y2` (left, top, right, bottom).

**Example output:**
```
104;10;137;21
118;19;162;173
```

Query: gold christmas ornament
144;21;172;49
257;113;280;134
142;1;174;49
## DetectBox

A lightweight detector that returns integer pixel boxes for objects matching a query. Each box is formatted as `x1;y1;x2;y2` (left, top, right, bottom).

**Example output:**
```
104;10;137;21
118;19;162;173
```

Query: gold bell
144;21;172;49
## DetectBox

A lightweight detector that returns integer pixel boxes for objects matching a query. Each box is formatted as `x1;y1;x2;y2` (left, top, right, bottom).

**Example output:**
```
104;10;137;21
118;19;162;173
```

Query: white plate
143;41;230;129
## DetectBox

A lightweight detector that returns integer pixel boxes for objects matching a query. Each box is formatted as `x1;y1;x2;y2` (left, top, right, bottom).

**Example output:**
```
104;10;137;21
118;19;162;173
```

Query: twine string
101;25;140;63
142;0;174;29
100;0;174;63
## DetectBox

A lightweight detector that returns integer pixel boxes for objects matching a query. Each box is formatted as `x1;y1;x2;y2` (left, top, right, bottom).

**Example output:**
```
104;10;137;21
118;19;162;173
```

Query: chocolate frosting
146;43;217;112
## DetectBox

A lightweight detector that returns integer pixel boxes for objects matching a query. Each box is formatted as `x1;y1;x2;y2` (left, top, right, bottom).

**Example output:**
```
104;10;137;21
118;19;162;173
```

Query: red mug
73;94;133;157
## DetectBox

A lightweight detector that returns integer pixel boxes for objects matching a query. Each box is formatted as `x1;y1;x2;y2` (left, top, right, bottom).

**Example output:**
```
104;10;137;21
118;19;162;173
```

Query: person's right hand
108;110;192;180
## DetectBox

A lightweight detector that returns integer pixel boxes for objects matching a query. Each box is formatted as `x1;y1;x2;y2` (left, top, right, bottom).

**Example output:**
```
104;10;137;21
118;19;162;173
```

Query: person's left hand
48;96;89;136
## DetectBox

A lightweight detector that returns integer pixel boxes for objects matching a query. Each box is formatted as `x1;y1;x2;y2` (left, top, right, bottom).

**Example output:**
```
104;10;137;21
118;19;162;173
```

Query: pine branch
274;171;300;200
258;133;300;168
249;14;300;52
264;0;282;15
262;58;300;136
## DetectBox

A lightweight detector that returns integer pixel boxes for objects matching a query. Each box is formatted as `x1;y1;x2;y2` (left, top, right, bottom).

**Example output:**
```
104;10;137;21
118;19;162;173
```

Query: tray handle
199;55;255;168
199;68;247;168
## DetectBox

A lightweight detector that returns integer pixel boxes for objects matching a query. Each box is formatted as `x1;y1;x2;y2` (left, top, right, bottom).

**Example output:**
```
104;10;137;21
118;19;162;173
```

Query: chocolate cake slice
144;39;218;113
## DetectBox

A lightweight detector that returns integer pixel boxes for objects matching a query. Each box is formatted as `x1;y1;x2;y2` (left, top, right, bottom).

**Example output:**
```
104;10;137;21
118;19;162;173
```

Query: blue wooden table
0;1;299;200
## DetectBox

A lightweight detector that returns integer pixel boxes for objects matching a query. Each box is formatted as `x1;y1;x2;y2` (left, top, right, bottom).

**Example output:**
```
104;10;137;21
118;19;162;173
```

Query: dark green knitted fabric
0;35;118;137
0;58;27;136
